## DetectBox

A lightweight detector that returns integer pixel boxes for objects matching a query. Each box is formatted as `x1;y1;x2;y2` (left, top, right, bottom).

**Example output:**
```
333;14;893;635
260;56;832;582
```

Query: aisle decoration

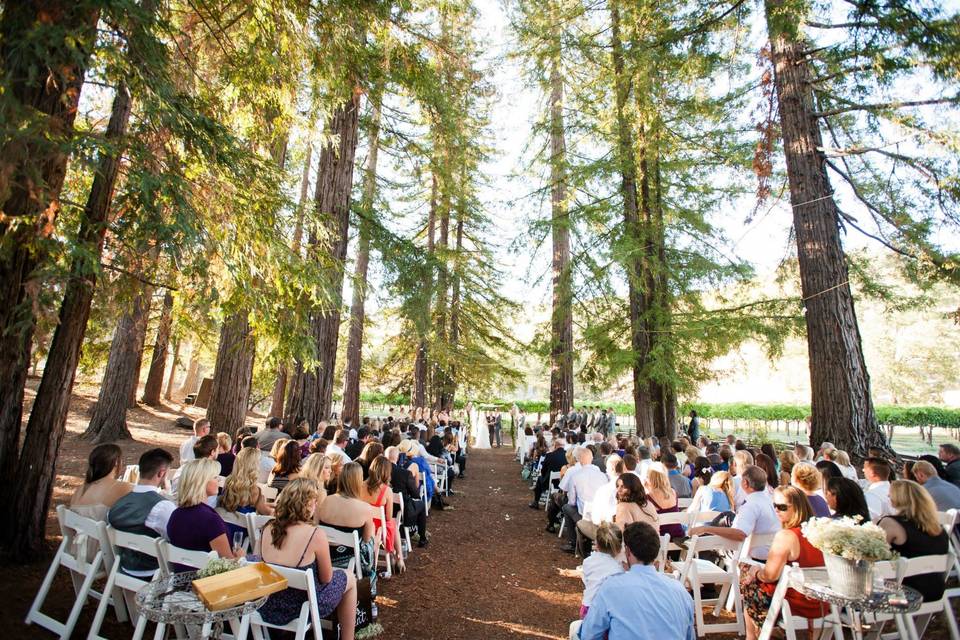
802;516;896;597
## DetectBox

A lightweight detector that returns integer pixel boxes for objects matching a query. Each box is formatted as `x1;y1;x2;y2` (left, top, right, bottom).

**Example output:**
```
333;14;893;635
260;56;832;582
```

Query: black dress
882;515;949;602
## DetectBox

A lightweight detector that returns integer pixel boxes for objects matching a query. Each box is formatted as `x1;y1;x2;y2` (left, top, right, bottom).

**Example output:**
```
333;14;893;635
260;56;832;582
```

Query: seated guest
578;523;624;619
739;486;828;640
167;458;242;565
664;454;692;498
344;427;370;460
220;447;274;540
363;456;404;572
315;462;378;594
299;453;333;497
179;418;210;464
878;480;950;602
791;463;830;517
292;422;311;458
70;443;133;520
778;450;798;488
690;456;713;494
255;416;287;452
107;448;176;577
560;448;608;554
645;463;685;541
614;472;658;530
687;469;734;515
238;435;274;483
911;460;960;511
215;432;235;477
232;427;254;454
815;460;843;487
326;430;353;465
824;477;870;521
755;453;779;492
309;437;330;458
826;449;858;480
731;450;754;508
682;446;701;479
576;454;622;542
356;442;384;479
689;466;780;559
939;443;960;488
258;478;357;640
268;440;302;492
386;446;428;548
863;457;895;520
574;522;694;640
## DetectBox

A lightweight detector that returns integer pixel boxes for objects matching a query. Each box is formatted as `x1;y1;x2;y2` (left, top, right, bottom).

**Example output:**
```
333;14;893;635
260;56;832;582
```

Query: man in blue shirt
576;522;695;640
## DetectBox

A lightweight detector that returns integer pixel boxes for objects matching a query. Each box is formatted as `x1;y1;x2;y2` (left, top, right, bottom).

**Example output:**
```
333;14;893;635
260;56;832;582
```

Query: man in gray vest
107;448;176;577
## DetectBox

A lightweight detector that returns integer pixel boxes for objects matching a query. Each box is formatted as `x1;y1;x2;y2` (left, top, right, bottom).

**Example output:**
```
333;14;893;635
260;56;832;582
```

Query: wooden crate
192;562;288;611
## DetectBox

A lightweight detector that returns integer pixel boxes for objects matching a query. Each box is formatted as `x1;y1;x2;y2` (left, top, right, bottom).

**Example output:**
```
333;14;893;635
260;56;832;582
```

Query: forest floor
3;379;959;639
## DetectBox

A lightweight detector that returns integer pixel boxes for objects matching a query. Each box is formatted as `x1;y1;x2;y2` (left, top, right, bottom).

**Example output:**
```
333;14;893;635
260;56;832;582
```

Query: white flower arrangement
801;516;896;562
196;557;242;579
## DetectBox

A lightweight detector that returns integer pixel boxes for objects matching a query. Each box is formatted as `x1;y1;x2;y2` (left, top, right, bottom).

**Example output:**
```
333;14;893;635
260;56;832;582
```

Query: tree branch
814;97;958;118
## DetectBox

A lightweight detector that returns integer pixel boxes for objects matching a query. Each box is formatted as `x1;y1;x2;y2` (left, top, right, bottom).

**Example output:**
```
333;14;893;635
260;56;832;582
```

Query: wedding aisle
377;442;582;640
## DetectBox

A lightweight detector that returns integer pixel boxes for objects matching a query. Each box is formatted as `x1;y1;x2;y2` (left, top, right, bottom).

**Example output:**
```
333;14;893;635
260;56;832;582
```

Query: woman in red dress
363;455;404;573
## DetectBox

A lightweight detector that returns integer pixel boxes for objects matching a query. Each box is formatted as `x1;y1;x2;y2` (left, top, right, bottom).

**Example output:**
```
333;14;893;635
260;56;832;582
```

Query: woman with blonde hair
687;468;734;514
878;480;949;602
826;449;858;480
220;447;273;528
644;463;684;540
682;446;702;479
791;463;830;517
578;522;624;619
215;433;236;476
167;458;242;564
739;485;826;640
258;478;357;640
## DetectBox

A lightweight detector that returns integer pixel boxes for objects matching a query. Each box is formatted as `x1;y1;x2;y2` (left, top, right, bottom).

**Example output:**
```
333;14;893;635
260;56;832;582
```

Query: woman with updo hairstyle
690;455;713;493
258;478;357;639
791;463;830;517
70;443;132;520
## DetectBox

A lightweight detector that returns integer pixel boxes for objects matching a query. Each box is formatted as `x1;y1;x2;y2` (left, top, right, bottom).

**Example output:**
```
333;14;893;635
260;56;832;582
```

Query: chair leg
26;544;65;627
62;554;104;640
692;577;705;638
86;558;120;640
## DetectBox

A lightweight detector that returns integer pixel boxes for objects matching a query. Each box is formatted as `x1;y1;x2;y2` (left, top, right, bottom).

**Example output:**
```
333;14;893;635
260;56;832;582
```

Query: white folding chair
246;513;275;554
659;512;691;557
420;481;430;516
675;534;745;637
317;525;363;579
87;527;165;640
248;564;324;640
938;509;960;577
543;471;562;505
656;533;671;573
757;565;843;640
899;552;958;640
677;497;693;509
397;497;413;556
943;587;960;639
376;506;392;577
431;462;448;496
26;505;128;639
258;484;279;503
156;542;220;639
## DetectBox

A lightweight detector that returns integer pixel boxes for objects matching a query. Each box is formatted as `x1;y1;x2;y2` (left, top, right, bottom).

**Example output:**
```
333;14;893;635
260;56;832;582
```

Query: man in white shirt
326;429;353;465
689;465;780;559
178;418;209;464
636;447;653;481
863;457;894;521
577;454;622;543
561;448;608;553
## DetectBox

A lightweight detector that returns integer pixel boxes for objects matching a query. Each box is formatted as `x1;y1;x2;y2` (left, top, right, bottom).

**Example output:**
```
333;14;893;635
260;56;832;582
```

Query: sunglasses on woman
773;502;790;512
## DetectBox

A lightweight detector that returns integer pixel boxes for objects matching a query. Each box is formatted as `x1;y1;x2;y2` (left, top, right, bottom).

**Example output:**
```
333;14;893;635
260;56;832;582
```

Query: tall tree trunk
433;194;450;411
0;2;100;495
129;335;146;408
85;283;153;443
268;367;287;419
341;92;382;426
765;0;887;461
413;174;438;408
548;39;574;420
206;312;255;436
286;96;361;427
142;289;173;405
180;347;201;395
165;337;181;400
444;193;466;411
0;80;130;557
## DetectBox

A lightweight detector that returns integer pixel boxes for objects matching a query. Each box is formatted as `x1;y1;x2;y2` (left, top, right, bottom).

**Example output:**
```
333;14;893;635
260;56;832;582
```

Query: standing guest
575;522;694;640
687;410;700;444
256;417;287;452
108;448;176;577
878;480;950;602
215;433;236;477
791;463;831;517
664;453;692;498
939;444;960;488
645;463;684;541
689;466;780;559
70;443;133;521
777;450;798;488
257;478;357;640
863;457;895;520
739;486;828;640
167;459;242;565
269;440;302;492
578;523;624;619
326;430;353;465
493;408;503;448
179;418;210;464
912;460;960;511
824;477;871;522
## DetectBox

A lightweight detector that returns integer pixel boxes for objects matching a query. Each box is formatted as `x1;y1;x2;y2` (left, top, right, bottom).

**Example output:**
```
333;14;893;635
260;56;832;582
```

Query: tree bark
142;289;173;405
413;174;439;409
0;2;100;495
548;35;574;420
765;0;888;461
206;312;255;436
180;347;201;395
165;337;181;400
268;367;287;419
341;92;382;426
0;80;130;557
443;184;466;412
285;95;361;427
85;283;153;443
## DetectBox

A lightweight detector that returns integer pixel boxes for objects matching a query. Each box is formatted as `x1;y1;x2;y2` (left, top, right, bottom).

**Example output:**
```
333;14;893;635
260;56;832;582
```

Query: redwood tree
206;312;256;435
142;289;173;405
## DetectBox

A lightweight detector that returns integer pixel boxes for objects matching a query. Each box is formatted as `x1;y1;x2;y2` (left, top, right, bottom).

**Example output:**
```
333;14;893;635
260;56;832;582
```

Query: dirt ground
4;380;958;639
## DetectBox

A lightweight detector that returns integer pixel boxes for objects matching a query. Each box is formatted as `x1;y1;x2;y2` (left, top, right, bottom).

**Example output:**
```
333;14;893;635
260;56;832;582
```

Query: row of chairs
26;505;366;640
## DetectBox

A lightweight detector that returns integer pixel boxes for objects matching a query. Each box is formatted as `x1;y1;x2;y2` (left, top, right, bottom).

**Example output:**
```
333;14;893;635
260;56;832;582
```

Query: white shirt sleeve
731;500;758;537
146;499;177;538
